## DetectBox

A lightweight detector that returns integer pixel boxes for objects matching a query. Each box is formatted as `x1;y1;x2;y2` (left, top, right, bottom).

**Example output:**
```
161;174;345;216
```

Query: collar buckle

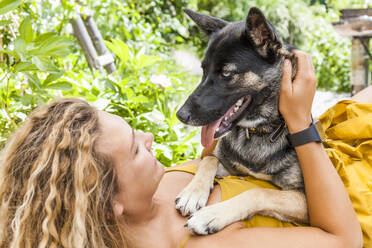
269;123;286;143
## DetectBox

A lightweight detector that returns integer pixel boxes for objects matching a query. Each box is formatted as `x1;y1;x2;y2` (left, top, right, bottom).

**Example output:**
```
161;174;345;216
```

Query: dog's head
177;7;297;148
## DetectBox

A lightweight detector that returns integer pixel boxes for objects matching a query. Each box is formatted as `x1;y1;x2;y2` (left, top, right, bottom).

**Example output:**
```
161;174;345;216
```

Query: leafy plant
100;38;201;165
0;0;201;166
0;0;73;143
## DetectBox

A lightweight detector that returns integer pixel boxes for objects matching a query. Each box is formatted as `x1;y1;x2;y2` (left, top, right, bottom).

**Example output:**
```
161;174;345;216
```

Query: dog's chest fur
213;121;304;191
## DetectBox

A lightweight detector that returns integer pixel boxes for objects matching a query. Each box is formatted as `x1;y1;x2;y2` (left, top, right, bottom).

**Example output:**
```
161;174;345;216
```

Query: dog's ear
245;7;282;62
183;8;228;36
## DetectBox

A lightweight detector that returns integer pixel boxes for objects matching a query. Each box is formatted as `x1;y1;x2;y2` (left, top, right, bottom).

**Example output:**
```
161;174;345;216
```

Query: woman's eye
135;145;139;155
222;71;232;78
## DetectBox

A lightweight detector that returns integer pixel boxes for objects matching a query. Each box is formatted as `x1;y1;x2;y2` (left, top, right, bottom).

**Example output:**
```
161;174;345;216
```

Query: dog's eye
221;71;232;78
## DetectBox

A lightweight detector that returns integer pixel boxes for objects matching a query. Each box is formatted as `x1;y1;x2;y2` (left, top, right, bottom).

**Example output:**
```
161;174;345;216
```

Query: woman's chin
154;158;165;177
157;160;165;175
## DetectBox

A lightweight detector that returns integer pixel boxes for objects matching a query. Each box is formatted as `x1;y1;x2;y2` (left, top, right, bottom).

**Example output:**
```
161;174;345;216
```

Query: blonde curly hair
0;98;127;247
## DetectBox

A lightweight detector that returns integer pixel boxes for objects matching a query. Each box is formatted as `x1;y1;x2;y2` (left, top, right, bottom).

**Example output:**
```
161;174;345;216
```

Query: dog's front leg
175;156;218;216
185;188;308;235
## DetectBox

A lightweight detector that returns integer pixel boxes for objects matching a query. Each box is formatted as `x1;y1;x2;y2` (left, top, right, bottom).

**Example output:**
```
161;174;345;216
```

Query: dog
175;7;309;235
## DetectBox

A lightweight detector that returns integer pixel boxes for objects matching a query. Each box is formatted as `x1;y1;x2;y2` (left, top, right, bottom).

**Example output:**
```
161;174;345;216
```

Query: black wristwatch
287;121;324;147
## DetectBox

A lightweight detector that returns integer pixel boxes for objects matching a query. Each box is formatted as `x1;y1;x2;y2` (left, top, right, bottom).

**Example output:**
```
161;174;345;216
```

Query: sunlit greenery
1;0;371;166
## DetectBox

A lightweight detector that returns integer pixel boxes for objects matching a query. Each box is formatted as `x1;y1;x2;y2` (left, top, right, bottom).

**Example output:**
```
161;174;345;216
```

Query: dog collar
245;122;286;142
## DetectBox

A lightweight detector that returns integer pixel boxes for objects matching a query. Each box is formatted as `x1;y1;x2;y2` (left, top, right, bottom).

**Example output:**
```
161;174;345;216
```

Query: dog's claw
185;203;237;235
205;227;217;234
175;179;213;216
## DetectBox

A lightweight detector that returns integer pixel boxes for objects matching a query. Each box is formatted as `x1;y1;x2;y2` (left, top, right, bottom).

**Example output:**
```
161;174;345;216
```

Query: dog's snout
176;108;191;124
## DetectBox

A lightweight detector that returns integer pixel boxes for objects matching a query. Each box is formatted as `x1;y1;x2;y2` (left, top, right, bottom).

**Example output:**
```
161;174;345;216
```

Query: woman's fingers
279;50;316;133
292;50;316;90
293;50;309;81
280;59;293;96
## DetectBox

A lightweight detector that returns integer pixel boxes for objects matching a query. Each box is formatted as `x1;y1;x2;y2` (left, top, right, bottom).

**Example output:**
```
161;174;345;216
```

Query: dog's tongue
201;116;223;148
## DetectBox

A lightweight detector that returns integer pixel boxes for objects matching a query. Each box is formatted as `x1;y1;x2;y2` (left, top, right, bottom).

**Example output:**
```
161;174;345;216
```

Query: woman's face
97;111;165;215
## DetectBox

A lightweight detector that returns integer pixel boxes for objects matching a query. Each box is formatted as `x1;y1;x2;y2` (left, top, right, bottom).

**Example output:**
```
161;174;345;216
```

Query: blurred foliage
1;0;371;166
194;0;371;92
0;0;200;166
86;0;192;51
320;0;371;10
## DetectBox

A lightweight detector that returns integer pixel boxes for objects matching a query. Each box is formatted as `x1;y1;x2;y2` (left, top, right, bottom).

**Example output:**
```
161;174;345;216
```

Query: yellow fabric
169;164;301;248
167;164;301;230
179;234;191;248
170;100;372;248
318;100;372;248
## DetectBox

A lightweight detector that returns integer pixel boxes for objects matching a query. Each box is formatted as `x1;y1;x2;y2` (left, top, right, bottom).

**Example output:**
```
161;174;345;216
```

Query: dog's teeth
229;112;234;117
224;116;228;121
216;128;220;132
234;106;239;112
237;99;243;106
222;121;229;127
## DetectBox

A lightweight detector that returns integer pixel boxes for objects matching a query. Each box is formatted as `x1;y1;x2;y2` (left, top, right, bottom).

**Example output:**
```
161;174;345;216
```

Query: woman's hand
279;51;316;133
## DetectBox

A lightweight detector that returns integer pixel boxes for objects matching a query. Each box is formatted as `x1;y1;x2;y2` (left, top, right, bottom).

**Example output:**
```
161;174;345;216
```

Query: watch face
314;119;326;141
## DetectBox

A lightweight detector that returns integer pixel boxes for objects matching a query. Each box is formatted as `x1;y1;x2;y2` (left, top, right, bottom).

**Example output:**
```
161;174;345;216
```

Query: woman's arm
187;225;343;248
186;51;363;248
279;51;362;248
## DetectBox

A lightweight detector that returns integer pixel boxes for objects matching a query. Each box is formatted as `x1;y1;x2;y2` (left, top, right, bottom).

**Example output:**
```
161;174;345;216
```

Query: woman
0;51;365;248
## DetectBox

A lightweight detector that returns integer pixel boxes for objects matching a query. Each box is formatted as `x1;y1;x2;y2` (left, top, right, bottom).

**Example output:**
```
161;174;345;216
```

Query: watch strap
287;122;323;147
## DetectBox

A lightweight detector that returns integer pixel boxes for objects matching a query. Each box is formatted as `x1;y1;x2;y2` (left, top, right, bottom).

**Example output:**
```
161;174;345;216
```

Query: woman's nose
144;132;154;151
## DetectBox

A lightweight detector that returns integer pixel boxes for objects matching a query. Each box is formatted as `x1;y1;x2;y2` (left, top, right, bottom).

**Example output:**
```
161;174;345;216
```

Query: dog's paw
184;203;234;235
175;181;213;217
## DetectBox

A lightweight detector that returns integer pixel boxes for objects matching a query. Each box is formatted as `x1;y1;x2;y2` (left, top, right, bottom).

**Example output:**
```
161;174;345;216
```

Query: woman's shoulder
158;159;222;206
157;160;199;200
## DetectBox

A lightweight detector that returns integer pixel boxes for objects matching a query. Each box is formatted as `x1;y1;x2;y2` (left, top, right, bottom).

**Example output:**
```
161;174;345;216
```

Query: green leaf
13;62;38;72
33;32;56;45
14;38;26;60
31;56;60;73
104;79;116;92
20;94;33;106
91;86;100;96
0;0;22;15
0;19;11;26
25;72;42;90
43;72;63;87
44;81;72;90
19;16;33;43
181;129;199;144
125;87;135;100
132;95;148;103
138;54;159;69
105;39;129;65
29;35;72;57
174;36;184;43
0;48;18;59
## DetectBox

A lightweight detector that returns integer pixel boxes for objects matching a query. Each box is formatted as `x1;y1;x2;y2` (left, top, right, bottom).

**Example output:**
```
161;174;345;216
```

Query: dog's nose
176;108;191;123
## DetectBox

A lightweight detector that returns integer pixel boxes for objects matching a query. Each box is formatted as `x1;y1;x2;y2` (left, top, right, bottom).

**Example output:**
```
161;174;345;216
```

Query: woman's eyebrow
130;128;136;153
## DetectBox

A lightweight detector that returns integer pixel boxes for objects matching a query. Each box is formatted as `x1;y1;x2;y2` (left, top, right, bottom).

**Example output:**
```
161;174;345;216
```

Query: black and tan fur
175;7;308;235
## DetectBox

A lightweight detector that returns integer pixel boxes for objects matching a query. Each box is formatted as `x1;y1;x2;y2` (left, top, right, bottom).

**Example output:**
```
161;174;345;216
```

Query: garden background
0;0;371;167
